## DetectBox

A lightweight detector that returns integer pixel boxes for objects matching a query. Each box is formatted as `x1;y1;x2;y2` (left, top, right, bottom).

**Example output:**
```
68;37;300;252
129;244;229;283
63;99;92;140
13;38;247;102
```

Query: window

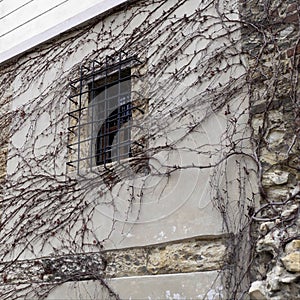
91;68;132;166
67;52;147;174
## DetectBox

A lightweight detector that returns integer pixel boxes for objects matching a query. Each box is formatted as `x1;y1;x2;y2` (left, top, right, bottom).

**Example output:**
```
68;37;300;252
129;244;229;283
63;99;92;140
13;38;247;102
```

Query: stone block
281;205;299;218
256;229;281;256
146;239;225;274
0;147;8;169
266;130;285;147
265;186;291;202
285;239;300;254
259;221;275;235
262;170;290;187
282;252;300;273
249;281;267;300
260;148;286;166
104;237;226;277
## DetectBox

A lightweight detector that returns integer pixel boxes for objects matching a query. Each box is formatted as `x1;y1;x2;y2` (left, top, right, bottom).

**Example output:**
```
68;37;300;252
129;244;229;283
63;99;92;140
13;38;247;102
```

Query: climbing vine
0;0;299;299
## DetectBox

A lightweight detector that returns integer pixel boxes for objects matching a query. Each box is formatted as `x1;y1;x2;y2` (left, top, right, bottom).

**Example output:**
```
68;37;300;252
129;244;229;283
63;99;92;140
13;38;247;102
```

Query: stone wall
242;0;300;299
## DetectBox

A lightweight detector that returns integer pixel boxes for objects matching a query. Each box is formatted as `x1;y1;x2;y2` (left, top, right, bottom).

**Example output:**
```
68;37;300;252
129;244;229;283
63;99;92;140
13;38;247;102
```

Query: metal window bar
67;52;143;174
95;72;131;166
90;60;96;172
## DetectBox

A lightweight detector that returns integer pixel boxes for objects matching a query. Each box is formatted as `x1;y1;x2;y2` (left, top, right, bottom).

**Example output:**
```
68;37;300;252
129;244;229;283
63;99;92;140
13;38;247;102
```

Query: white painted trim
0;0;127;64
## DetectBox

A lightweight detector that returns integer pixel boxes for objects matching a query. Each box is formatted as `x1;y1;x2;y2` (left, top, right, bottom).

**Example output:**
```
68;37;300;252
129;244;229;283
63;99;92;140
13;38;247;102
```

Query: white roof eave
0;0;127;64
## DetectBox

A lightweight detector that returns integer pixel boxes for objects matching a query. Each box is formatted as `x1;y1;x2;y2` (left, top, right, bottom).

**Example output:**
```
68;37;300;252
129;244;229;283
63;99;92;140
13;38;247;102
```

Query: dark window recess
67;52;143;173
93;68;132;165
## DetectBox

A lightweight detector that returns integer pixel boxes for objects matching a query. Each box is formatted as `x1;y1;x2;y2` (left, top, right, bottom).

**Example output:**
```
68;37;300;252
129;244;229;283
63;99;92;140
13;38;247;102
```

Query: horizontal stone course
104;236;226;277
0;236;226;285
0;253;105;285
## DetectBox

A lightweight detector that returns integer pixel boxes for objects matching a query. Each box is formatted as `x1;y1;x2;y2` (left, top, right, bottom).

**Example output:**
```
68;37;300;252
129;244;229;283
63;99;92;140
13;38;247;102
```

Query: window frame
67;52;148;175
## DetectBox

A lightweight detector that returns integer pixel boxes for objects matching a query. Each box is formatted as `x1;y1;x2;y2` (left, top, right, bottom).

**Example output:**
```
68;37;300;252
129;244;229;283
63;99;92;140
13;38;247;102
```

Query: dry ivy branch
0;0;299;299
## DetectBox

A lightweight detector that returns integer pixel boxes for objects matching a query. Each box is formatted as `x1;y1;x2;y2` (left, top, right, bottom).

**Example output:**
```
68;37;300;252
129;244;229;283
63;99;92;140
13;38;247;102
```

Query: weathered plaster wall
0;0;257;299
3;0;238;261
44;272;223;300
242;0;300;299
1;0;298;298
0;77;12;200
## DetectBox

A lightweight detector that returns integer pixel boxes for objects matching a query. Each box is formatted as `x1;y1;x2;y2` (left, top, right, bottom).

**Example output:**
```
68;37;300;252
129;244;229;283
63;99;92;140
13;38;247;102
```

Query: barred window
91;68;132;165
67;52;146;173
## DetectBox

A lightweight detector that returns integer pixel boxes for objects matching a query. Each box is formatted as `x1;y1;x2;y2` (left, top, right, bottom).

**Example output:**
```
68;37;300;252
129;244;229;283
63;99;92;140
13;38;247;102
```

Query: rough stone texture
0;237;226;287
285;239;300;253
244;0;300;298
0;253;105;285
104;237;226;277
251;204;300;299
0;99;10;190
281;252;300;273
249;281;267;300
0;147;8;183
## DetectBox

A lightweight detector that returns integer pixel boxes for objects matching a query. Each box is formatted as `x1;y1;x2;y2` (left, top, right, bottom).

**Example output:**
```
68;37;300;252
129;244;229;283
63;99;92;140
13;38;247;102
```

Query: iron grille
67;52;143;173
